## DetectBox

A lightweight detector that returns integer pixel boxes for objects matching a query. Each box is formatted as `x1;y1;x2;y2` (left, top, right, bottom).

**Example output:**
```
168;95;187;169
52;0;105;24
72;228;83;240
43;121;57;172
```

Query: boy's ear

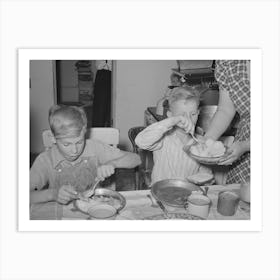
166;111;172;118
49;131;56;144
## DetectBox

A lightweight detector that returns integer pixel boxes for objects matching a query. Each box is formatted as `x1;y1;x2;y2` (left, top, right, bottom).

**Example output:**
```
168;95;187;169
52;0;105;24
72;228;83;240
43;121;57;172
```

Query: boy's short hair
48;105;87;139
167;86;200;109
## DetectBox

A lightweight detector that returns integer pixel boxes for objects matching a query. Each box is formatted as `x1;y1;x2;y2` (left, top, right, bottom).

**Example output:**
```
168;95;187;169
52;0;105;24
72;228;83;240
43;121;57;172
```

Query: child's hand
97;164;115;181
56;184;78;204
172;115;194;133
218;141;247;165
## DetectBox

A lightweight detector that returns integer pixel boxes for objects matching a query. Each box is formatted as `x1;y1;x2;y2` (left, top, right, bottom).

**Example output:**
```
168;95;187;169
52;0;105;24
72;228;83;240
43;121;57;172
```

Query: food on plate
187;173;214;185
75;194;121;214
190;138;226;158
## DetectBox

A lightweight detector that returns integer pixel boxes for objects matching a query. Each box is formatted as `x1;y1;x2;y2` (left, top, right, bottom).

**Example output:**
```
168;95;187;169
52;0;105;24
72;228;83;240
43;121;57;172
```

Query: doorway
55;60;113;127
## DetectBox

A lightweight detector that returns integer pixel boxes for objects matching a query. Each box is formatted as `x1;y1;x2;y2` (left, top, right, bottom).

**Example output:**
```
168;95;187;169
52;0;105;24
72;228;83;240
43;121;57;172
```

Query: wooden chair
42;129;55;150
128;126;153;190
87;127;119;148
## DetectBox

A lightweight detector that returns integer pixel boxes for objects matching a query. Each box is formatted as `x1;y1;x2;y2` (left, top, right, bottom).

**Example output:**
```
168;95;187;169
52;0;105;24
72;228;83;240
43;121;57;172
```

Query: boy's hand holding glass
97;164;115;181
56;184;78;204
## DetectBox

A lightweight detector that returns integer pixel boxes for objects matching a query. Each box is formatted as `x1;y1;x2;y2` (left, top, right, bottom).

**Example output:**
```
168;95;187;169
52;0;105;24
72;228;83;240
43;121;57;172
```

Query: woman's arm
204;89;236;140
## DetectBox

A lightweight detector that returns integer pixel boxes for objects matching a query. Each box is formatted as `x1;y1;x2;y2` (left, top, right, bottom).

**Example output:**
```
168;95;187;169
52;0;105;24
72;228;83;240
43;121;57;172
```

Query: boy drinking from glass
30;105;141;205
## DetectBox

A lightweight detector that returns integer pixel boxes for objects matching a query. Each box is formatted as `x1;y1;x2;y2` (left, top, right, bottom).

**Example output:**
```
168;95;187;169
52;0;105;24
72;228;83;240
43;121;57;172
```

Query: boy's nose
71;144;78;154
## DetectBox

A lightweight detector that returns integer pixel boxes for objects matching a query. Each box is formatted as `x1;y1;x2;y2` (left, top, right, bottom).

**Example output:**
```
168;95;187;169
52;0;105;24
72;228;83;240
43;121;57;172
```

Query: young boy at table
135;87;211;184
30;105;141;205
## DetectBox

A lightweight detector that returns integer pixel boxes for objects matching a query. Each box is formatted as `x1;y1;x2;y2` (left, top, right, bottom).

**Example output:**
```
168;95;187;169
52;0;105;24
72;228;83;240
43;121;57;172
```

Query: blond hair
167;86;200;108
48;105;87;139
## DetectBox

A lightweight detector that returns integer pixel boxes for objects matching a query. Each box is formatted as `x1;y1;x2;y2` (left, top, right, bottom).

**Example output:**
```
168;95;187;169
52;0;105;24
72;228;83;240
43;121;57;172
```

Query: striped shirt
135;122;211;184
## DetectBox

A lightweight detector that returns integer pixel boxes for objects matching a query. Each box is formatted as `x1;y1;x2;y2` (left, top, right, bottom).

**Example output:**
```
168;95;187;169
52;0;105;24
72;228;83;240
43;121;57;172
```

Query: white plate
74;188;126;215
183;145;226;165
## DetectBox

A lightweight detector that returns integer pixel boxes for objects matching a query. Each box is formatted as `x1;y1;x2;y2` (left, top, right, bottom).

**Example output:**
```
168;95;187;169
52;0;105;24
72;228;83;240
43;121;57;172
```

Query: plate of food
151;179;199;208
184;138;226;165
73;188;126;216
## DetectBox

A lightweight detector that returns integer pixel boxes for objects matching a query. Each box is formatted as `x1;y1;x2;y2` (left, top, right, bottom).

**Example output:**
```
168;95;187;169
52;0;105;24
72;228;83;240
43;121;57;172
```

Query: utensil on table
204;186;209;196
197;186;209;196
154;198;171;219
147;194;158;208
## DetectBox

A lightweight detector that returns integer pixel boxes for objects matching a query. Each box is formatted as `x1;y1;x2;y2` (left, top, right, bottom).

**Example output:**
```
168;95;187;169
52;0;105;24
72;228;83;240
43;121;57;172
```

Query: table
30;184;250;220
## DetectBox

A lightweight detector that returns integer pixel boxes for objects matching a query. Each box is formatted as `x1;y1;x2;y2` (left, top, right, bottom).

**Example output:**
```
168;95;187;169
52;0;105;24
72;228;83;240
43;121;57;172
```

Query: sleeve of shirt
135;122;171;151
30;153;50;191
89;139;125;165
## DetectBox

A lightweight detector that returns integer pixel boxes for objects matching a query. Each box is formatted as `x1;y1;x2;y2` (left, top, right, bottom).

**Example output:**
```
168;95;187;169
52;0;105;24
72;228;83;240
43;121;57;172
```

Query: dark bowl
151;179;199;208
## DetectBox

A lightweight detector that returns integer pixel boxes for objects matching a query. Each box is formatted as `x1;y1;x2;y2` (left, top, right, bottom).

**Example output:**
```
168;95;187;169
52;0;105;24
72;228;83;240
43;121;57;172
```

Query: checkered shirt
215;60;250;183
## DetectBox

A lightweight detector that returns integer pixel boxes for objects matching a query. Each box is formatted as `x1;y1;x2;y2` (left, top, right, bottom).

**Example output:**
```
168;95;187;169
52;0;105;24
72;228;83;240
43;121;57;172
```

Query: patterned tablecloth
30;184;250;220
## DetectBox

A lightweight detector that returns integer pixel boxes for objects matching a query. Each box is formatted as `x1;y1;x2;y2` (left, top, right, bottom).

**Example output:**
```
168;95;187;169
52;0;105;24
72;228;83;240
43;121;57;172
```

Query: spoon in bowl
189;132;201;143
76;178;101;201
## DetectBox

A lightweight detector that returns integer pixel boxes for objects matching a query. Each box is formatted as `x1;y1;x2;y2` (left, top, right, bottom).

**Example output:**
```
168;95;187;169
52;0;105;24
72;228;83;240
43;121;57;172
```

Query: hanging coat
92;69;111;127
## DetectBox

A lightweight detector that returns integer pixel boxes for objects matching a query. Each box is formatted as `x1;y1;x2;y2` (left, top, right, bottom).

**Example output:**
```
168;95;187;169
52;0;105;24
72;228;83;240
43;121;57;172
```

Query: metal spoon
147;194;158;208
154;198;171;219
198;186;209;196
84;178;101;198
189;132;203;144
77;179;101;201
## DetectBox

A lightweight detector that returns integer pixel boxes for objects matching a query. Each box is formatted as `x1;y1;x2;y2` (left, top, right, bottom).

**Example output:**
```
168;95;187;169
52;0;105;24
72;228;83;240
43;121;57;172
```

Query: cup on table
217;191;240;216
240;181;250;203
186;194;211;219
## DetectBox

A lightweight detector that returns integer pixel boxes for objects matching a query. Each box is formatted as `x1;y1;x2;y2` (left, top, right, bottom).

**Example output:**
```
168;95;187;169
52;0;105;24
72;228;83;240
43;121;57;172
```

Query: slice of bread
187;173;214;185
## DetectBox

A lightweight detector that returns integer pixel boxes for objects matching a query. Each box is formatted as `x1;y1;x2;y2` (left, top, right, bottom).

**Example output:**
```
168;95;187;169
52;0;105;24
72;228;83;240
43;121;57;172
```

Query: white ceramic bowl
88;204;117;220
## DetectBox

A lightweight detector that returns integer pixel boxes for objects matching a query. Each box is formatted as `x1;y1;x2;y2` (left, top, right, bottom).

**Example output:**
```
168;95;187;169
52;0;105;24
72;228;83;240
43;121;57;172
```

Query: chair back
87;127;120;147
42;129;55;150
128;126;145;153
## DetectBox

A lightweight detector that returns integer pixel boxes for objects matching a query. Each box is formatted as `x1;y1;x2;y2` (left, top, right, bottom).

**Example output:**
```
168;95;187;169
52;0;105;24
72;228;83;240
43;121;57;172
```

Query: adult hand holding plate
218;141;247;165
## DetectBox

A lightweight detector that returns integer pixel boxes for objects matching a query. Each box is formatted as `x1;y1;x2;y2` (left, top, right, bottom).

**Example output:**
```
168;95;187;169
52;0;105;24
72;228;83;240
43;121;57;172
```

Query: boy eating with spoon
135;86;211;184
30;105;141;205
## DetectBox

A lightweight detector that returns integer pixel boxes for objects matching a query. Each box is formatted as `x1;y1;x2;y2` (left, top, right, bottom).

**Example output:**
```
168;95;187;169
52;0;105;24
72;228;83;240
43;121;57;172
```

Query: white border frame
19;49;262;232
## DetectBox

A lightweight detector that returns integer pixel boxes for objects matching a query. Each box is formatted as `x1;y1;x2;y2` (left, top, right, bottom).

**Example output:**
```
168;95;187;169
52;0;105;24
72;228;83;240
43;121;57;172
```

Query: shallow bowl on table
74;188;126;217
151;179;199;208
88;204;117;220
